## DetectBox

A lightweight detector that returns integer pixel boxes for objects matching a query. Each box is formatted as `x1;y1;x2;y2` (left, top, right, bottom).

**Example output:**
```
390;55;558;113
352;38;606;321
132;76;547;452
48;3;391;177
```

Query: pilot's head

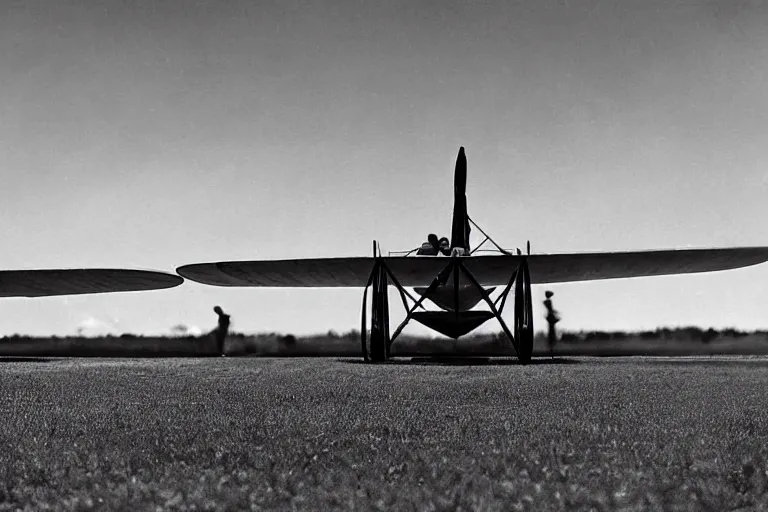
213;306;223;315
545;291;554;299
428;233;439;247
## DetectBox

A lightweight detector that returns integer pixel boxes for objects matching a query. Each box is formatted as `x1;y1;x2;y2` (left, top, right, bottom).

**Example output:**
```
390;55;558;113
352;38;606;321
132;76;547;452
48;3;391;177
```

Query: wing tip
0;268;186;297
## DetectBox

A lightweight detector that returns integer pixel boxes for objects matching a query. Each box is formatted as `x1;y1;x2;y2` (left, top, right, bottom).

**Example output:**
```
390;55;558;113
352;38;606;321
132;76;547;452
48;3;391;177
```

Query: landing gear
514;259;534;364
360;241;535;364
361;243;391;363
369;261;390;362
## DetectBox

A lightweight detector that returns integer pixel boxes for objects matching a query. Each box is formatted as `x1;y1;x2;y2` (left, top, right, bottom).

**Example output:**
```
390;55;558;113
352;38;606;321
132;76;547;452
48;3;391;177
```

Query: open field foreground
1;357;767;511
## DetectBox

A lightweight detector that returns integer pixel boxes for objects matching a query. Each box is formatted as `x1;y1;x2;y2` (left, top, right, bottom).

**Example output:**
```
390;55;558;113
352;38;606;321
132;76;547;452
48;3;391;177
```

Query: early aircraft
177;147;768;363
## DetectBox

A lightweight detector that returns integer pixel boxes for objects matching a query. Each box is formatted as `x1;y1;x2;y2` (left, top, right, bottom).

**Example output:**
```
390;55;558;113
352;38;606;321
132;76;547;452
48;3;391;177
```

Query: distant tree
281;334;297;347
584;331;611;343
560;332;581;343
681;327;703;341
702;328;718;344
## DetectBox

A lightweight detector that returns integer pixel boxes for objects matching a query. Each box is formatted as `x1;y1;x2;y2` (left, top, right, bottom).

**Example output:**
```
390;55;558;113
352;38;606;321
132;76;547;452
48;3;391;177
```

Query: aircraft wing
177;246;768;288
0;269;184;298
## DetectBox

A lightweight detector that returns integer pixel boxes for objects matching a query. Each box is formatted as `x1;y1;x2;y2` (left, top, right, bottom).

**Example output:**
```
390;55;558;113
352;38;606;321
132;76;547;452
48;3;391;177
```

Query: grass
1;357;768;510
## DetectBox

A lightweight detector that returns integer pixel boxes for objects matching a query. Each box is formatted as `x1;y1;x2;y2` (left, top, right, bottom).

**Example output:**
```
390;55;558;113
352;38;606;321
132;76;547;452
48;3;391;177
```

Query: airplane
176;147;768;364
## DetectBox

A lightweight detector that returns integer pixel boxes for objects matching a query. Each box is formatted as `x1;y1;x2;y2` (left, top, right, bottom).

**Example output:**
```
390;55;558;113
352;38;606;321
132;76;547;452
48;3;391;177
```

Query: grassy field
1;356;767;510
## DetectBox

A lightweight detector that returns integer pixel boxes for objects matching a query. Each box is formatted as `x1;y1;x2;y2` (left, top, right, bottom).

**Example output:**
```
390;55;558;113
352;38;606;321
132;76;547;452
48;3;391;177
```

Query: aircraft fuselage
413;147;497;334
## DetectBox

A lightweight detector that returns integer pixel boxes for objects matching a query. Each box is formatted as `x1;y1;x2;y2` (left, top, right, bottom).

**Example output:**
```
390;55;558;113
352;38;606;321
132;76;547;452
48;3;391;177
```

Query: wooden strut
386;260;454;350
361;246;532;362
495;267;518;313
466;216;516;257
456;260;522;357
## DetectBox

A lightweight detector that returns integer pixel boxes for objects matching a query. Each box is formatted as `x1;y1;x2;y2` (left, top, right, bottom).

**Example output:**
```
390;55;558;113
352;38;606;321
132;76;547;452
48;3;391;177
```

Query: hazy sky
2;0;768;337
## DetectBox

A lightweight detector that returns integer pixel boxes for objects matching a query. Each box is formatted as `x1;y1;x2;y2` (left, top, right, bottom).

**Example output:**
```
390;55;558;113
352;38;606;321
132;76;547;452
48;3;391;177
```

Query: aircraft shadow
337;356;580;367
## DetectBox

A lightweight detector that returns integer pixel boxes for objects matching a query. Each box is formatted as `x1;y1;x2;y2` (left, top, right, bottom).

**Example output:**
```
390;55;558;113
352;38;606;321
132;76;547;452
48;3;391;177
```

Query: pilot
213;306;231;356
417;234;441;255
438;237;451;256
543;291;560;356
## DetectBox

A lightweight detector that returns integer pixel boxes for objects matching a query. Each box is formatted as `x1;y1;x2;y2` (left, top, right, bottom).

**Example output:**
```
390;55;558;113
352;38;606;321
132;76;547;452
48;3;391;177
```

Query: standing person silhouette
543;291;560;356
213;306;230;356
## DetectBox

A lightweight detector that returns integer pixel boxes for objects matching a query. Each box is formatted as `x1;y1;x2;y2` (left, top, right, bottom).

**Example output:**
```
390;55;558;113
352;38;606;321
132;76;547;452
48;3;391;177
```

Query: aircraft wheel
369;263;390;363
370;334;388;362
514;259;534;364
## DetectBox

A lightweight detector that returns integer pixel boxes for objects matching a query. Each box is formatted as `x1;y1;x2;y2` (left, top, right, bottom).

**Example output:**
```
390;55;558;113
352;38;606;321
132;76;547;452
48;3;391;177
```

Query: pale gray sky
2;0;767;336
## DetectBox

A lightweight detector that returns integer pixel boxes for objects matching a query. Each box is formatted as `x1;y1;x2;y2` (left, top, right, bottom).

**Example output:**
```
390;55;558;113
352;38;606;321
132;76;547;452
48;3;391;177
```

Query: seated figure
438;237;451;256
417;234;441;255
416;234;454;256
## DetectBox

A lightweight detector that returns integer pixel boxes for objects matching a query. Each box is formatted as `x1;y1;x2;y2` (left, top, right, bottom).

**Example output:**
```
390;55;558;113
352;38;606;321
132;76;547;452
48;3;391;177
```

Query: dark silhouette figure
416;234;452;256
543;291;560;356
213;306;230;356
417;233;441;255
